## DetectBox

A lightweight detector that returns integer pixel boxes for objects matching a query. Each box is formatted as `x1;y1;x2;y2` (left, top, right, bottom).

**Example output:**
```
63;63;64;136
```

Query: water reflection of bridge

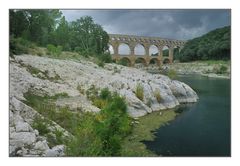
108;34;186;66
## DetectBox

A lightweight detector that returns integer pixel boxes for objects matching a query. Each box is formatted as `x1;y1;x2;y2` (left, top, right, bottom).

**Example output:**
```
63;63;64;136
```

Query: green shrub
32;117;50;136
135;83;144;101
167;69;177;79
215;65;228;74
65;114;102;156
86;85;99;101
99;87;112;100
95;93;131;156
154;89;161;103
77;84;85;94
98;53;112;63
93;98;108;109
118;59;129;66
24;89;132;157
47;129;66;148
47;44;62;57
10;37;35;55
97;60;104;67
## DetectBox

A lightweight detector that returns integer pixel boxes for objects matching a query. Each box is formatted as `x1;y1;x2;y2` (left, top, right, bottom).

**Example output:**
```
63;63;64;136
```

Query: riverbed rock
9;54;198;156
15;122;32;132
34;140;49;151
10;132;36;147
45;145;65;157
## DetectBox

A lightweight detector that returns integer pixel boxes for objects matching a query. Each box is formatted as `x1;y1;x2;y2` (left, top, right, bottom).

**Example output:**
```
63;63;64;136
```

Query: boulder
34;140;49;151
15;122;32;132
10;132;36;147
45;145;65;157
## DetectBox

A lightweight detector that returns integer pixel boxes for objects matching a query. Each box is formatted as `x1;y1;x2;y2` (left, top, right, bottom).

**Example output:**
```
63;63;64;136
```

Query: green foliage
10;10;62;46
32;117;50;135
99;87;112;99
93;98;108;109
118;58;130;66
65;114;102;156
96;53;112;67
213;65;228;74
219;65;228;74
47;129;65;148
97;61;105;67
167;69;177;79
86;85;99;101
69;16;109;55
98;53;112;63
154;89;162;103
24;87;132;156
10;10;109;57
135;83;144;101
47;44;62;57
10;37;36;55
77;84;85;94
178;26;230;62
94;90;131;156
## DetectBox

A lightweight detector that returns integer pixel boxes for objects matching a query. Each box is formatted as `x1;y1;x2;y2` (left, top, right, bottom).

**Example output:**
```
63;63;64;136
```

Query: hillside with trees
10;10;110;59
176;26;230;62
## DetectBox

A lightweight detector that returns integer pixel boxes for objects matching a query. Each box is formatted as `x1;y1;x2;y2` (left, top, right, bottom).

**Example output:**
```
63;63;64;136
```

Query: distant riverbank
142;60;230;79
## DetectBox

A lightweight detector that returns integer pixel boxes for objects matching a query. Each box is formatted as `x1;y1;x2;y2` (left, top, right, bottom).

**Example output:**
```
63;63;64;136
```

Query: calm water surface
143;75;231;156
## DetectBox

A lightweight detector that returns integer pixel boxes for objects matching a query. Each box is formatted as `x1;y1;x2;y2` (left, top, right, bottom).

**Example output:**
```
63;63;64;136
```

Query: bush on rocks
135;83;144;101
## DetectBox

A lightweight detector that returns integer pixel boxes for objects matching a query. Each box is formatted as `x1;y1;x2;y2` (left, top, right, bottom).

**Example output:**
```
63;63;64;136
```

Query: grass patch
21;64;62;82
47;44;62;57
77;84;85;94
32;116;51;136
121;110;177;156
154;89;162;103
24;88;132;156
197;60;230;65
167;69;177;79
213;65;228;74
135;83;144;101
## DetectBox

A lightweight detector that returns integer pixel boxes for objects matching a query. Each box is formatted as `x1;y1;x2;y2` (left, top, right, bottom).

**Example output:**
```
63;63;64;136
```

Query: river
143;74;231;156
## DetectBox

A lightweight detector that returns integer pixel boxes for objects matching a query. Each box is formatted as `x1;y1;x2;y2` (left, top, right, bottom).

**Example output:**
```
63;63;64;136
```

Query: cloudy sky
61;9;230;40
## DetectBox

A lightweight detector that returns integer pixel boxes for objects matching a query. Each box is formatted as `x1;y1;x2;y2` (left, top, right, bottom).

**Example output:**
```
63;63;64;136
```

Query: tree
10;10;110;56
50;16;71;50
69;16;109;55
10;9;62;46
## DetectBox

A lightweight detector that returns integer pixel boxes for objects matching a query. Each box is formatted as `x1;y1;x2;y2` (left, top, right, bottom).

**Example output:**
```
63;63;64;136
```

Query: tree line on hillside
10;9;109;57
176;26;230;62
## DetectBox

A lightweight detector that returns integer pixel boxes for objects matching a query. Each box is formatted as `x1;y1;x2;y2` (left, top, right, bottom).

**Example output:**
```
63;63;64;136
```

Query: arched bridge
108;34;186;66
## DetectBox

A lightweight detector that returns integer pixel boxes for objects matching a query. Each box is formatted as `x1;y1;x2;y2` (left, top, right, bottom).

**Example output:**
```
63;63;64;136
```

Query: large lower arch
163;58;170;64
134;44;146;56
149;58;160;66
118;43;131;55
118;57;132;66
135;57;147;66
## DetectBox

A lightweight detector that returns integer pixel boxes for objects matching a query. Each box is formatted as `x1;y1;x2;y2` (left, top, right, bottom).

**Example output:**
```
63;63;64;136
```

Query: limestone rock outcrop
10;54;198;156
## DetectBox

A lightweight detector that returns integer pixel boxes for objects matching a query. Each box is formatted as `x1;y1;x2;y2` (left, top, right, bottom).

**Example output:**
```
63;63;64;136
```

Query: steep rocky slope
9;55;198;156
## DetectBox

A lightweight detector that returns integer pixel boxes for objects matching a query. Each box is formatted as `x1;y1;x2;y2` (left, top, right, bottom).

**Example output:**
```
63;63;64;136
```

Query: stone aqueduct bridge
108;34;186;66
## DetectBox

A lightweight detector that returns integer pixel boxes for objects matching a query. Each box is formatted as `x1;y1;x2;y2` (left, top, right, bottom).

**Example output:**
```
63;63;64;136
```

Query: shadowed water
143;75;231;156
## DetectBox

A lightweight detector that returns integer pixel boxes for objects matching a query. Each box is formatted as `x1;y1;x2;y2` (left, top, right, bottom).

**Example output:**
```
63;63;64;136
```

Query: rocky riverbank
10;54;198;156
145;61;230;79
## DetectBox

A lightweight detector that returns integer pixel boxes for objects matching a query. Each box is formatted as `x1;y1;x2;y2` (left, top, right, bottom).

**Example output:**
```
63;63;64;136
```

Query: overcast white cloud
61;9;230;40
